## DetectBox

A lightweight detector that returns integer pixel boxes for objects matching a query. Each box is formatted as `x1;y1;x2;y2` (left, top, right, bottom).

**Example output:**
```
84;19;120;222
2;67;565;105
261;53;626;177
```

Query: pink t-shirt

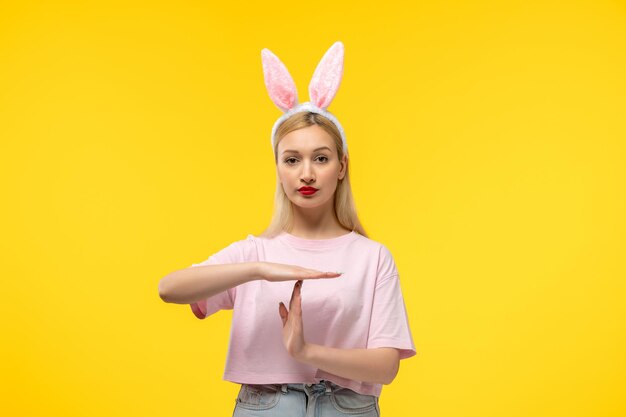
189;230;416;397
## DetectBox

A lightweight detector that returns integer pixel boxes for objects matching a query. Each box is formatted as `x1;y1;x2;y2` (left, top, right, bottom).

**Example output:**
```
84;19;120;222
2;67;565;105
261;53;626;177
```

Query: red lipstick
298;187;318;195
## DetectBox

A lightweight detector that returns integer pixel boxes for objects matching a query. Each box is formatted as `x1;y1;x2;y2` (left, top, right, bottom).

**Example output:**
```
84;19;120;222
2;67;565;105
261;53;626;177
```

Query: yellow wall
1;1;624;416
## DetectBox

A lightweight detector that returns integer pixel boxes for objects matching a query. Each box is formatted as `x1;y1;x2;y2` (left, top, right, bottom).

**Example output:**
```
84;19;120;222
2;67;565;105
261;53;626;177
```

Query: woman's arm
296;344;400;385
279;277;401;385
158;262;262;304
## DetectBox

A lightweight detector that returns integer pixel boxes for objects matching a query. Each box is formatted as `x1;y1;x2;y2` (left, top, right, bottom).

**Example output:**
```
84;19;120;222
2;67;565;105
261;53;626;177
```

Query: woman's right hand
258;262;343;282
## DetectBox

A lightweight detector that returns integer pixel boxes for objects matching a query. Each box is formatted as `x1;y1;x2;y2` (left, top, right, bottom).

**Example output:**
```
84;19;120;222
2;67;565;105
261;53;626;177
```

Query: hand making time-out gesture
258;262;343;360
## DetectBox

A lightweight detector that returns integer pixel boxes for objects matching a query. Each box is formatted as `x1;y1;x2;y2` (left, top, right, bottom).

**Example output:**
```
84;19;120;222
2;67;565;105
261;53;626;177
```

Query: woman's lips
298;188;318;195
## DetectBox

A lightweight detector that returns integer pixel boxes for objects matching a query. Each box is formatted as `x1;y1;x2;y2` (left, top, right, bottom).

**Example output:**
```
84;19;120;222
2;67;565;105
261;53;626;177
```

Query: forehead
278;125;334;154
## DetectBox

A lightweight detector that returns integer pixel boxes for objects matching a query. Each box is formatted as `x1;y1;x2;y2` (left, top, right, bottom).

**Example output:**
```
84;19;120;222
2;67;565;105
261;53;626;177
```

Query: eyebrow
281;146;332;155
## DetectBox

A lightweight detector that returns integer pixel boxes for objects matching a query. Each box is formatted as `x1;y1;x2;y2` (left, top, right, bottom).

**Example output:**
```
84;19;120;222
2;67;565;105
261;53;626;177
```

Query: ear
308;41;344;110
261;48;299;112
338;153;348;180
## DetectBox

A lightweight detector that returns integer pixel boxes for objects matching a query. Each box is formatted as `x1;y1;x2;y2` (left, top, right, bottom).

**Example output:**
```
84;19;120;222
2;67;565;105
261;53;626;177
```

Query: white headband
261;41;347;154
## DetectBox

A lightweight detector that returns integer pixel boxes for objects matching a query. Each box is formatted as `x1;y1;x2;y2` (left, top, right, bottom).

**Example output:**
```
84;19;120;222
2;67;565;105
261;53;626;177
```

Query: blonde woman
158;41;416;416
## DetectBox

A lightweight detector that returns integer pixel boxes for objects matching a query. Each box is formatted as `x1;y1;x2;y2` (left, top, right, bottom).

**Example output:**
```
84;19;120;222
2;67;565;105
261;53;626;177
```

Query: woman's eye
284;156;328;164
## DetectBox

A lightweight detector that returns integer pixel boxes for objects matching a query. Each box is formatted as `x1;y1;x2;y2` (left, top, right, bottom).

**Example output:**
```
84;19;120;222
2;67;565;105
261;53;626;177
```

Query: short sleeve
367;245;417;359
188;235;256;319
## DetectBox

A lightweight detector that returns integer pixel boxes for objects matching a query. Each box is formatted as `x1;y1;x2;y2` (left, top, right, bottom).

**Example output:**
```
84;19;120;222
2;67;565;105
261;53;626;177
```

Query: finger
278;302;288;326
304;270;343;279
289;281;298;310
289;280;301;315
290;280;302;312
293;280;303;316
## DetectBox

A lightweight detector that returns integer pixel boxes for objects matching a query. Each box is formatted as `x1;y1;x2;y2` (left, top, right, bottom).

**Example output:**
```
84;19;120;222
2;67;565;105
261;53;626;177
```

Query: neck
290;200;349;239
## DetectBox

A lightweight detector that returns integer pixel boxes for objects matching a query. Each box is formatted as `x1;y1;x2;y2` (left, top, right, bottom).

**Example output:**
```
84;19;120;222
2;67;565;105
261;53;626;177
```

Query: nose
300;161;315;184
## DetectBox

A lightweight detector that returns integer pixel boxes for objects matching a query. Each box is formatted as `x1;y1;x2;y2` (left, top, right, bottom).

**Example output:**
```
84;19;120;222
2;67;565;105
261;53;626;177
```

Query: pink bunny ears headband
261;41;347;154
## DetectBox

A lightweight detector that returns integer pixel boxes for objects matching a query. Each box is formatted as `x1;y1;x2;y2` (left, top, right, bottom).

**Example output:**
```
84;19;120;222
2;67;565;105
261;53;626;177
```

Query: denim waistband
244;380;341;395
280;380;338;394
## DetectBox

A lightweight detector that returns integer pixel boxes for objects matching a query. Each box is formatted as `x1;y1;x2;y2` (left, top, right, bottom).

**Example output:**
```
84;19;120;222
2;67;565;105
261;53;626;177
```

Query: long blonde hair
259;112;368;239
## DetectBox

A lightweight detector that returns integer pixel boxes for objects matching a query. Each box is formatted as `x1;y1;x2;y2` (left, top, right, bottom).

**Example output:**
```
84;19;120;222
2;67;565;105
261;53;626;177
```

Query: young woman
158;41;416;417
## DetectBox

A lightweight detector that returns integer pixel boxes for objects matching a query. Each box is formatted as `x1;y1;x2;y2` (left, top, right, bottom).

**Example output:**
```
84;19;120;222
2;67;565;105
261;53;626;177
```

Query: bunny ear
261;48;299;112
308;41;344;109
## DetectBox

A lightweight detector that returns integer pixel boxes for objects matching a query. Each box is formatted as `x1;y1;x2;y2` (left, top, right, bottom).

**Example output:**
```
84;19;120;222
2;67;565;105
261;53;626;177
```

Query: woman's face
276;124;347;210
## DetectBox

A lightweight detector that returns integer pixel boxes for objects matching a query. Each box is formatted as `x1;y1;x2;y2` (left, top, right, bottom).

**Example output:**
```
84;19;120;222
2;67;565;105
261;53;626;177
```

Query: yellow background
1;0;625;416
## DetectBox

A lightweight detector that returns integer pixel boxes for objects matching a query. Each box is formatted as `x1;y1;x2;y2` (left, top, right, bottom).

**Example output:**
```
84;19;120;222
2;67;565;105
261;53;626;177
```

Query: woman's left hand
279;280;309;361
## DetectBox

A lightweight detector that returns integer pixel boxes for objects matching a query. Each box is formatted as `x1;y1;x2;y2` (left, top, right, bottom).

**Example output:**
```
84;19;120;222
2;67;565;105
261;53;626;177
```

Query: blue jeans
232;380;380;417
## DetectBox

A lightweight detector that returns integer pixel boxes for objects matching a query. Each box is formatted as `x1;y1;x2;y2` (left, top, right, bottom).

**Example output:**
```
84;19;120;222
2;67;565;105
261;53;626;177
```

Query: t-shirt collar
277;230;358;250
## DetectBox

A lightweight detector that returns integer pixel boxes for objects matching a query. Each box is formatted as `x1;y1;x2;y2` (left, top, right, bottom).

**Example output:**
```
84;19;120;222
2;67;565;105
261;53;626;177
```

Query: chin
291;194;328;208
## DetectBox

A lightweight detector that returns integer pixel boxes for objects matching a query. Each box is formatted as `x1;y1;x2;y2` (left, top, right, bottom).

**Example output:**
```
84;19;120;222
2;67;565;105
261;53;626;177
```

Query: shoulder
353;233;395;257
353;234;398;281
198;234;259;264
225;234;259;259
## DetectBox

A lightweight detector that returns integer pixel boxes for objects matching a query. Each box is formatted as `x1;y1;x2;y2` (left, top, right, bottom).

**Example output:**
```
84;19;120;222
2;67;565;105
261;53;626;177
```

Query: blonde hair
259;112;368;239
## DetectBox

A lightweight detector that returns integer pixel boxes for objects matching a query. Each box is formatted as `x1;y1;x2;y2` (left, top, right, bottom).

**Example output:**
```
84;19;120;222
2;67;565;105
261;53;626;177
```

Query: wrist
296;343;316;363
252;262;265;281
